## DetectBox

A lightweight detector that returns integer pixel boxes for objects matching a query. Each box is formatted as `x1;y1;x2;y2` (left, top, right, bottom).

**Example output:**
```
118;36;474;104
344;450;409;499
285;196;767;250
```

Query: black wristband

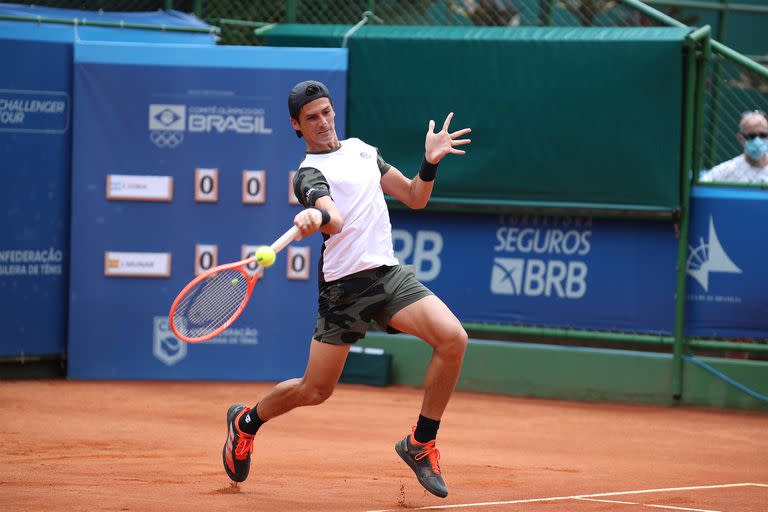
418;157;439;182
313;207;331;226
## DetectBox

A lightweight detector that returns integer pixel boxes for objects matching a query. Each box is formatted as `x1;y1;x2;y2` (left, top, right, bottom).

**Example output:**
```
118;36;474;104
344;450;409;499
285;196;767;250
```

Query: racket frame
168;226;299;343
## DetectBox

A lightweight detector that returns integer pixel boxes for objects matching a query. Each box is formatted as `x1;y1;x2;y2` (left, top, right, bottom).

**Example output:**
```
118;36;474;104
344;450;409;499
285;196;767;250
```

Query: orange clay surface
1;380;766;512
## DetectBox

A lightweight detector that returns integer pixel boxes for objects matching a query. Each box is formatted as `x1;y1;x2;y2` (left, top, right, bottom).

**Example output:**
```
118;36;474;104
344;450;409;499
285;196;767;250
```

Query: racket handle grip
271;226;300;254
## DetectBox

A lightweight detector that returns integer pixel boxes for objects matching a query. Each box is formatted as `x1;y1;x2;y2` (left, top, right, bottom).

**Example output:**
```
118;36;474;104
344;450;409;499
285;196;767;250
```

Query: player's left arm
381;112;471;209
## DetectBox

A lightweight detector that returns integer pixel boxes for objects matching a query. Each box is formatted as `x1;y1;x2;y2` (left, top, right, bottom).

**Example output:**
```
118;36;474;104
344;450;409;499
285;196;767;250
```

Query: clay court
1;380;766;511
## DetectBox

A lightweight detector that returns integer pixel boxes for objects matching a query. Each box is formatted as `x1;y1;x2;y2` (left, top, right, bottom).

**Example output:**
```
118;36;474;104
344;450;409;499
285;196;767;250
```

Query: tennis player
223;80;471;498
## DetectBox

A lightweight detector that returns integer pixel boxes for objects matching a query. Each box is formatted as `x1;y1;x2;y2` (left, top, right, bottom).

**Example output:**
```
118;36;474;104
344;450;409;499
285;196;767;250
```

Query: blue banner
68;43;347;379
0;37;71;357
686;186;768;338
390;210;679;334
0;8;216;358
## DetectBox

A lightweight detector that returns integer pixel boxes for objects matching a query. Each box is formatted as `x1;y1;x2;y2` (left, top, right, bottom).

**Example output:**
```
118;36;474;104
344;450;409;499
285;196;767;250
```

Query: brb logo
149;104;186;148
153;316;187;366
490;218;591;299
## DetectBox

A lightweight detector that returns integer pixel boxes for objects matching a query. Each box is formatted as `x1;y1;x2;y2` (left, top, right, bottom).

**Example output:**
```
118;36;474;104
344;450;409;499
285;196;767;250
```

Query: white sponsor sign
206;327;259;345
491;257;587;298
392;229;443;282
104;251;171;278
0;247;64;276
194;244;218;276
286;246;311;280
148;104;186;148
242;170;266;204
687;216;742;292
0;89;70;133
106;174;173;202
686;216;743;304
490;217;592;299
153;316;187;366
187;105;272;134
194;168;219;203
149;104;186;131
147;103;272;149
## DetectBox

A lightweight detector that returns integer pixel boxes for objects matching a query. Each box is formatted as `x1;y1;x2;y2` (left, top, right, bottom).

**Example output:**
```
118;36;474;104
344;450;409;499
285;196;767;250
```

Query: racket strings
172;269;249;340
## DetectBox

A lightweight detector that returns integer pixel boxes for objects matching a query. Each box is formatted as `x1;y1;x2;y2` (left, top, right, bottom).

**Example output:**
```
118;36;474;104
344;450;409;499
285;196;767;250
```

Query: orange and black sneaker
395;428;448;498
222;404;254;483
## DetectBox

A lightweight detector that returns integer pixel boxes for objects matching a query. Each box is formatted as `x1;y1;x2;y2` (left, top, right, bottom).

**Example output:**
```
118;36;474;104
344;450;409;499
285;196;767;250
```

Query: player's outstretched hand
424;112;471;165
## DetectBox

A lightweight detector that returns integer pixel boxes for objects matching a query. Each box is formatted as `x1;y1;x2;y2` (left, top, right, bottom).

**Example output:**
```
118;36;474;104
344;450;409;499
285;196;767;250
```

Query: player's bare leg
388;295;467;498
222;340;349;482
257;340;350;419
389;295;467;418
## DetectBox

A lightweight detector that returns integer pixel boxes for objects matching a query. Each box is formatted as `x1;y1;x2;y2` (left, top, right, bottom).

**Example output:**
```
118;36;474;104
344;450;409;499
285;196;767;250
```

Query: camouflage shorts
314;264;433;345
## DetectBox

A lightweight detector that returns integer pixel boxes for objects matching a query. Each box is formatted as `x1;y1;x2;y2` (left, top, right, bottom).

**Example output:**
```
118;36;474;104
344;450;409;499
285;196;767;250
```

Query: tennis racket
169;226;299;343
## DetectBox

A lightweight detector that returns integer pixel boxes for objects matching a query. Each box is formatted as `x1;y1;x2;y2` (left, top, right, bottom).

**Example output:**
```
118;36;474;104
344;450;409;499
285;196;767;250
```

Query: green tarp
267;26;691;214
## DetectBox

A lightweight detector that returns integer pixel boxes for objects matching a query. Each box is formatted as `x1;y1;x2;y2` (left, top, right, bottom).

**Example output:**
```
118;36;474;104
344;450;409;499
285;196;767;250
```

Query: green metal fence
198;0;698;28
699;47;768;174
201;1;684;45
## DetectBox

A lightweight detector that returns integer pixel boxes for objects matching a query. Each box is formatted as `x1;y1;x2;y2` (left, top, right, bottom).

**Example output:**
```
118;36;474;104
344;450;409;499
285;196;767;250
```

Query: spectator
700;110;768;183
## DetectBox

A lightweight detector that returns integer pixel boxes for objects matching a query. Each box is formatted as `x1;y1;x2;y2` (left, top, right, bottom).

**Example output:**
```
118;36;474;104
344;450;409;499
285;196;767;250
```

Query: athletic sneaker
395;429;448;498
222;404;254;482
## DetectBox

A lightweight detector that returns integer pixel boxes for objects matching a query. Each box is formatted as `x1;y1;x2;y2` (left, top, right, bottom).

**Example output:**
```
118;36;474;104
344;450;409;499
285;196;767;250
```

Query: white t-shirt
699;154;768;183
294;138;399;282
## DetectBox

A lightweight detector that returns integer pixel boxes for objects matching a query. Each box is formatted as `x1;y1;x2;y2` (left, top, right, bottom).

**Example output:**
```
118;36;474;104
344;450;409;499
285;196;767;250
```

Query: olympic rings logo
150;130;184;149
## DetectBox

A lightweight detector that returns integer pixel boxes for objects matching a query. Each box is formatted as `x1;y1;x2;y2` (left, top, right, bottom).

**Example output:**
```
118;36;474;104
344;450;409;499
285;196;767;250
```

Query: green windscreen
267;26;690;214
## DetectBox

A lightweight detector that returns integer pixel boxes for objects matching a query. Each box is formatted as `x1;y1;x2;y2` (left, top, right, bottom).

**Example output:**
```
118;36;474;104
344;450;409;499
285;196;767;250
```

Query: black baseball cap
288;80;333;137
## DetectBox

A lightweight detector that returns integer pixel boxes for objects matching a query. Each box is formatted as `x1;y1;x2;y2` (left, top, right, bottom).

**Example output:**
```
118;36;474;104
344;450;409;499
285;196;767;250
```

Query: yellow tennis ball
231;278;239;286
255;245;276;267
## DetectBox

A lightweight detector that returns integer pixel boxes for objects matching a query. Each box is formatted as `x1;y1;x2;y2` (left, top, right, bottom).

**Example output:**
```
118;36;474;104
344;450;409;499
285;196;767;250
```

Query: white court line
645;505;720;512
576;497;640;505
577;497;722;512
365;482;764;512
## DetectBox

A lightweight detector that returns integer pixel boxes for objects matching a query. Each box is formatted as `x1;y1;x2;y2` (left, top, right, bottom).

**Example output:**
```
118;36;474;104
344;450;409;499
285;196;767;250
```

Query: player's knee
437;325;468;360
302;382;335;406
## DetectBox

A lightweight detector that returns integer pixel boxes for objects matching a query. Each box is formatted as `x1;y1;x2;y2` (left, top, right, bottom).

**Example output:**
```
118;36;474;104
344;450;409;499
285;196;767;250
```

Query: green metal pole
164;0;173;11
716;0;729;42
689;339;768;353
287;0;297;23
618;0;687;27
540;0;554;26
711;40;768;76
643;0;768;13
672;39;699;402
692;26;711;181
193;0;202;18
